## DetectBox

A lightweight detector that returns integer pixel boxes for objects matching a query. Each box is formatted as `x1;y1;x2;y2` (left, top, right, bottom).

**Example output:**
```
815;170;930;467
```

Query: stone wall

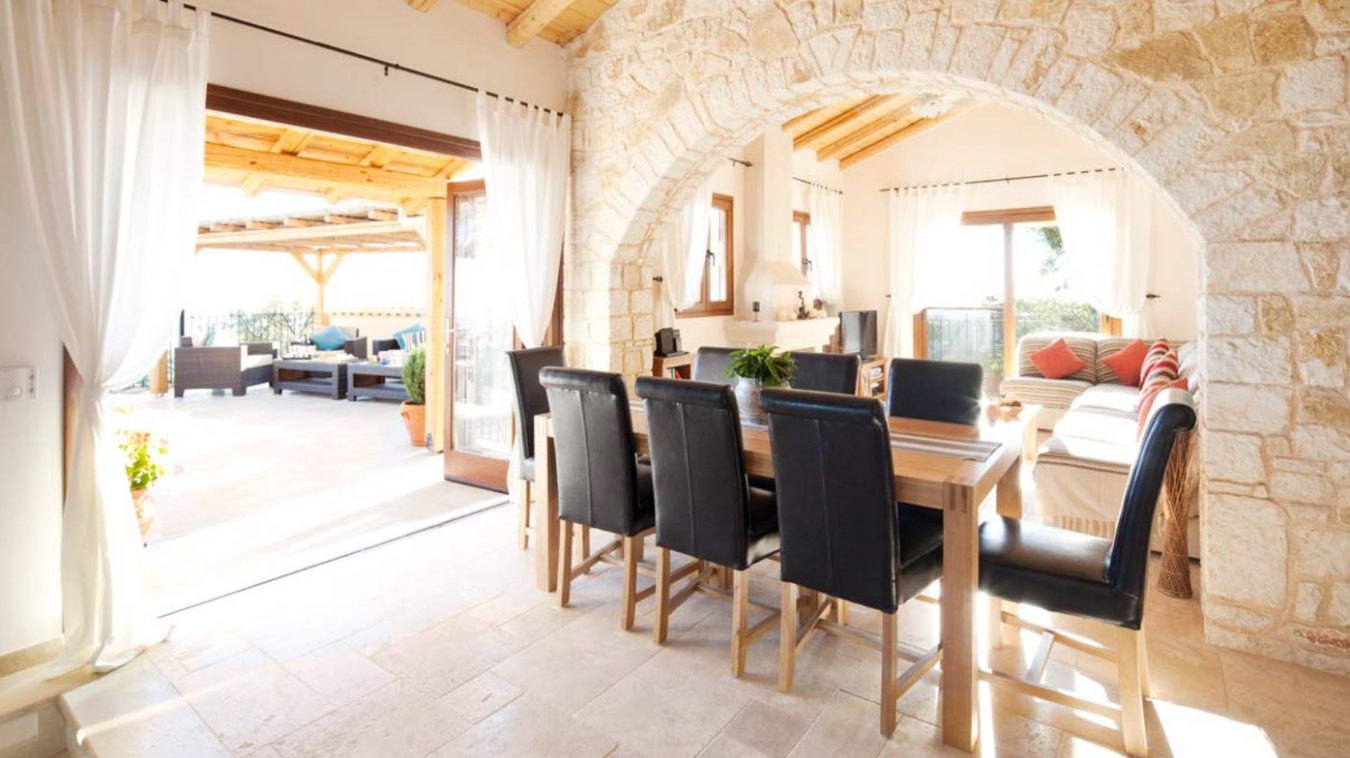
562;0;1350;673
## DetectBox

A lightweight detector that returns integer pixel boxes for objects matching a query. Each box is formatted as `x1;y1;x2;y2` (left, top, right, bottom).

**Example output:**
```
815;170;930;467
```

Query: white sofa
1000;333;1201;558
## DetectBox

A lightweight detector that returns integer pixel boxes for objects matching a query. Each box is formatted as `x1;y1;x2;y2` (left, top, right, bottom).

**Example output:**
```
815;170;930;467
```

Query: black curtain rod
794;176;843;195
878;166;1118;193
176;2;564;116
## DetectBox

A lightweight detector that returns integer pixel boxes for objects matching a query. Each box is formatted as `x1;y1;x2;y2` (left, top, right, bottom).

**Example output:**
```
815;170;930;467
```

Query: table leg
941;482;979;753
534;416;559;592
996;455;1022;519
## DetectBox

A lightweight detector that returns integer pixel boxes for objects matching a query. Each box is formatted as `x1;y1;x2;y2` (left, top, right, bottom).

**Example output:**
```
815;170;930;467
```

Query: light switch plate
0;366;36;401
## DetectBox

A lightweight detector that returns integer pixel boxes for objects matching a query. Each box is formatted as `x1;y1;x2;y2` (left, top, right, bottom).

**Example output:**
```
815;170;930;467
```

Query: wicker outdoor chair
173;337;276;397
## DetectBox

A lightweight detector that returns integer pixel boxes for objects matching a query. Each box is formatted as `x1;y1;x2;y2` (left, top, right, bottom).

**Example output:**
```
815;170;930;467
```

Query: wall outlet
0;366;36;401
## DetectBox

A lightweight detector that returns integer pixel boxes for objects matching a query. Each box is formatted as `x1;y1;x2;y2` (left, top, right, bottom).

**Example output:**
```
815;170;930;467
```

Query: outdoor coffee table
272;358;348;400
347;362;409;402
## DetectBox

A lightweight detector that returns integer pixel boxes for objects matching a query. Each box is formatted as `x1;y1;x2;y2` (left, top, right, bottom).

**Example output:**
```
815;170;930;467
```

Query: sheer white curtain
806;184;842;307
884;185;967;357
476;92;571;347
0;0;209;672
654;179;714;329
1049;170;1153;335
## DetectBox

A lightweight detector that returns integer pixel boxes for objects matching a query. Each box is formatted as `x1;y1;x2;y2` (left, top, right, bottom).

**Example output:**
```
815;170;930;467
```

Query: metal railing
181;309;315;349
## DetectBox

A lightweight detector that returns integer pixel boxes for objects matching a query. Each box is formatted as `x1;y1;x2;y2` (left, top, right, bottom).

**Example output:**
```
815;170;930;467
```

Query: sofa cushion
1053;406;1139;445
999;376;1091;410
1016;333;1097;383
241;352;273;370
394;323;426;351
1098;338;1147;385
1030;337;1088;380
1072;384;1140;415
312;324;350;351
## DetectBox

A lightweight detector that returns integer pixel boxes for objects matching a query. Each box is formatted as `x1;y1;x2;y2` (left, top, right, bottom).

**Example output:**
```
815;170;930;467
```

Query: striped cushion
999;376;1092;410
1095;337;1143;384
1016;333;1097;382
1141;338;1171;380
1141;350;1179;397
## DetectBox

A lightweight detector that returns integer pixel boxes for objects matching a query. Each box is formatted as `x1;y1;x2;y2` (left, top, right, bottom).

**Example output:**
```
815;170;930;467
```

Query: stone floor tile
280;641;395;708
431;696;617;758
786;691;889;758
437;670;524;724
1220;647;1350;758
717;699;813;758
370;613;530;698
268;679;471;758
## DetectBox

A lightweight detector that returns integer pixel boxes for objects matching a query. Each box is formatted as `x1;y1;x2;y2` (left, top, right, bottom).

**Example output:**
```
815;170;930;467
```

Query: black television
839;310;878;357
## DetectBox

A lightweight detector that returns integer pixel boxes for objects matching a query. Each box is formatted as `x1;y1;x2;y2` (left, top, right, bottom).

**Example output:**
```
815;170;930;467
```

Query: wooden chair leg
557;520;573;608
731;569;749;677
778;582;798;693
516;480;531;550
835;599;849;626
653;547;672;644
1137;627;1152;698
621;535;639;630
880;609;898;737
580;525;590;567
987;594;1003;650
1117;626;1148;757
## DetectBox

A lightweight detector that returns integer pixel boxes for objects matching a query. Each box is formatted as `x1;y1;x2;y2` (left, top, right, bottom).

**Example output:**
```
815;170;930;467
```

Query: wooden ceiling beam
795;95;908;150
197;219;412;246
783;98;863;138
839;102;973;170
816;109;920;161
407;0;440;11
204;143;448;204
506;0;575;47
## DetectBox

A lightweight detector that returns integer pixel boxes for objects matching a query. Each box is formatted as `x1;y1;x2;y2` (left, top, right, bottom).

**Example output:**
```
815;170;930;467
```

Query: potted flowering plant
119;430;168;544
726;345;795;424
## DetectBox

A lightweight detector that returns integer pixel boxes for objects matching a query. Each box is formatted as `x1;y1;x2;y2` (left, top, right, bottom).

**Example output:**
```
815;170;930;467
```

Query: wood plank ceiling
785;95;972;169
196;207;426;255
204;113;472;214
409;0;614;47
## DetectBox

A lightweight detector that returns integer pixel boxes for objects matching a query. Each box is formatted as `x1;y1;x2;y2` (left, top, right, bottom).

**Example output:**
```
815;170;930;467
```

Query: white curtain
1049;170;1153;336
476;92;571;348
884;185;967;357
806;184;842;307
653;179;714;329
0;0;209;672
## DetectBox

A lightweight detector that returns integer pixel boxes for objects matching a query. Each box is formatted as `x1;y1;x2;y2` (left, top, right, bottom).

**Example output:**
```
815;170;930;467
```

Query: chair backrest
886;358;983;425
540;367;643;535
506;346;566;461
1106;390;1197;606
635;377;752;568
789;351;860;394
760;387;901;613
692;347;737;385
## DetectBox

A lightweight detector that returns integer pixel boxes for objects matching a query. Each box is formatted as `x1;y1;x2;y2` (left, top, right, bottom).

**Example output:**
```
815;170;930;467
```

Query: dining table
531;403;1034;753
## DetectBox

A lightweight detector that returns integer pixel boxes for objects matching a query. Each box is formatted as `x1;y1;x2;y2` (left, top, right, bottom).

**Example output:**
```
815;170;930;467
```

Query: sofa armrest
344;337;368;360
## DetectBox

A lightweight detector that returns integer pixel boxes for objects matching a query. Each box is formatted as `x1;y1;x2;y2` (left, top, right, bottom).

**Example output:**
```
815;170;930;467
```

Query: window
792;210;811;277
914;207;1104;395
678;194;735;317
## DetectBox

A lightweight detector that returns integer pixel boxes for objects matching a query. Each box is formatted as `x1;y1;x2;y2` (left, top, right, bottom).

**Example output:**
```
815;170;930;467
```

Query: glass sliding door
443;181;512;490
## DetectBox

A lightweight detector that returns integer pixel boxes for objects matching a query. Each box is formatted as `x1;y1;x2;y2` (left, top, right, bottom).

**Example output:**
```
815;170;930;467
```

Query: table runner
889;432;999;461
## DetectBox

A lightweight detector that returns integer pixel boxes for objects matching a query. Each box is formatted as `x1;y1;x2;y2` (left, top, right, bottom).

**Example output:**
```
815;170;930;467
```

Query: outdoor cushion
241;352;273;371
312;324;350;351
394;323;426;351
1030;338;1087;380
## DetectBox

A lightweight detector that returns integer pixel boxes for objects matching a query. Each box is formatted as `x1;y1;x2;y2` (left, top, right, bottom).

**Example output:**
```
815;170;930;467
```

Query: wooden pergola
196;206;428;329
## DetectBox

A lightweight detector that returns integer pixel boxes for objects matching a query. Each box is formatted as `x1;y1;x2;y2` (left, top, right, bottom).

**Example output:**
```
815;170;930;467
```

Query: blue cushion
312;325;349;351
393;323;426;351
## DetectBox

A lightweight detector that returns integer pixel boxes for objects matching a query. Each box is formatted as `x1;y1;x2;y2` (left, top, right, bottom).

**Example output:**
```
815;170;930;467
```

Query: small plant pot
734;377;766;425
400;402;427;447
130;488;156;545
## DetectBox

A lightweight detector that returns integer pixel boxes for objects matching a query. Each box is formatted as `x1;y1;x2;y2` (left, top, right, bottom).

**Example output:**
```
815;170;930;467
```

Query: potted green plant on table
118;430;168;545
400;346;427;447
726;345;795;424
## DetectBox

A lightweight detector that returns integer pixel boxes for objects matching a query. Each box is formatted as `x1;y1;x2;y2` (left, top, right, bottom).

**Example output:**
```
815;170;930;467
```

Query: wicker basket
1157;430;1199;598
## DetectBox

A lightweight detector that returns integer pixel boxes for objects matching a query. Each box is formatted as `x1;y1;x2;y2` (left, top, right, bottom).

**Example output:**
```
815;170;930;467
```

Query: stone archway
563;1;1350;672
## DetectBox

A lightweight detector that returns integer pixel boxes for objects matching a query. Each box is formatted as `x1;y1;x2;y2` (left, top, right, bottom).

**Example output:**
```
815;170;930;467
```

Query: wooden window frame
912;206;1112;373
793;210;812;278
677;194;735;318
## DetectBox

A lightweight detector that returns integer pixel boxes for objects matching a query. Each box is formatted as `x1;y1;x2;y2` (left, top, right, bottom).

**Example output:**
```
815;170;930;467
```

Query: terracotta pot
131;488;156;545
400;401;427;447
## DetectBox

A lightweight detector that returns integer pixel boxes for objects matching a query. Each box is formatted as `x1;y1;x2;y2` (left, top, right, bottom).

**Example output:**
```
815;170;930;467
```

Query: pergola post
425;196;448;452
316;251;328;326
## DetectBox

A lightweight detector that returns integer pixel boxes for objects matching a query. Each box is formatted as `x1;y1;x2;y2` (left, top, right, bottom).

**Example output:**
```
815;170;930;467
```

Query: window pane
452;193;513;459
924;223;1005;395
1011;222;1098;339
792;220;804;272
708;205;729;303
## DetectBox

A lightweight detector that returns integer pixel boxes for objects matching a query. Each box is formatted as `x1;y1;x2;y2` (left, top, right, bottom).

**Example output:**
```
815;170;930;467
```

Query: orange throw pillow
1101;339;1148;386
1137;377;1189;438
1030;337;1087;380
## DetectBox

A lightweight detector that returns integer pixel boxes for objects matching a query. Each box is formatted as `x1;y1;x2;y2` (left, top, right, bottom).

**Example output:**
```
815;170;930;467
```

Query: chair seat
742;486;781;568
895;508;944;603
979;516;1143;629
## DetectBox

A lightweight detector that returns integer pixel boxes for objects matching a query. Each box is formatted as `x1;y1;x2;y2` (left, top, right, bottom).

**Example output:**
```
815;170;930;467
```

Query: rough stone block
1294;525;1350;577
1207;336;1293;383
1206;431;1267;483
1207;242;1308;293
1206;495;1287;609
1207;383;1291;432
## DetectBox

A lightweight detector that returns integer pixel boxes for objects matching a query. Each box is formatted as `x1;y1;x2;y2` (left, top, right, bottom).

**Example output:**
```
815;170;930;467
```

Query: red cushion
1142;348;1180;390
1141;338;1171;381
1137;377;1189;438
1101;339;1148;386
1029;337;1088;380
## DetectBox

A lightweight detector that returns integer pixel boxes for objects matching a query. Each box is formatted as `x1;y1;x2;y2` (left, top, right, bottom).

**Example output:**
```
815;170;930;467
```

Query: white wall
838;101;1201;346
0;0;565;659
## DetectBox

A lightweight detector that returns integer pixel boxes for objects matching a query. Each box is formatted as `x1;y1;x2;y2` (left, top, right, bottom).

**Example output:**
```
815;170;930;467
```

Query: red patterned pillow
1141;338;1171;382
1101;339;1148;386
1030;337;1088;380
1142;348;1180;390
1137;377;1189;438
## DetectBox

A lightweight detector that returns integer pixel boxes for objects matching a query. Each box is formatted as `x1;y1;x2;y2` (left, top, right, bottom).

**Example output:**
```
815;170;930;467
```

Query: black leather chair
788;351;861;394
979;390;1197;756
692;346;736;385
760;387;945;737
506;347;565;551
635;377;781;675
540;367;655;630
885;358;983;425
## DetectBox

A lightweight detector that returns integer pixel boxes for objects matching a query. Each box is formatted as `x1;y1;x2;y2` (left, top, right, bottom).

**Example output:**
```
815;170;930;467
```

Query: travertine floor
65;504;1350;758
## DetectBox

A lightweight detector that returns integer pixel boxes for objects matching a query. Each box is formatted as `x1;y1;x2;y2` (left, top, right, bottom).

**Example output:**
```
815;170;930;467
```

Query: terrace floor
114;387;507;613
63;503;1350;758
